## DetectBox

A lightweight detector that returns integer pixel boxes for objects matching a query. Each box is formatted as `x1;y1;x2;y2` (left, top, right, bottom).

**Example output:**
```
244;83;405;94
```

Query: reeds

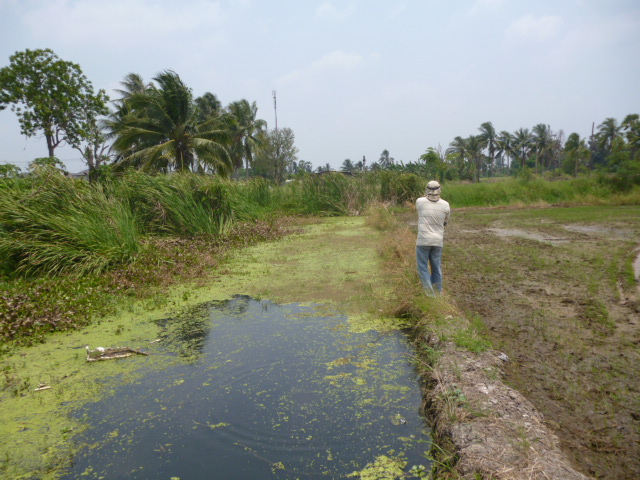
0;169;141;276
1;169;636;278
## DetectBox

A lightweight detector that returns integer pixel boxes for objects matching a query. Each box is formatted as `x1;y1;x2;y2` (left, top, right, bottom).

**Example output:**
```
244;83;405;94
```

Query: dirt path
444;205;640;479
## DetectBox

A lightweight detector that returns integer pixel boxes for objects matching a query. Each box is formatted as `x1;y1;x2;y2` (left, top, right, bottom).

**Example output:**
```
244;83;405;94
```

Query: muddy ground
441;205;640;479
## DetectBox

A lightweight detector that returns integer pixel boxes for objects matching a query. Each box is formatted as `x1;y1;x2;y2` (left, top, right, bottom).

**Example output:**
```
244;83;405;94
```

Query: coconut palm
226;99;267;177
512;127;533;171
532;123;553;172
564;132;590;177
466;135;485;182
621;114;640;156
340;158;354;173
478;121;497;176
495;130;514;174
103;73;153;164
596;117;621;154
446;136;470;180
379;149;394;169
195;92;222;124
109;70;232;175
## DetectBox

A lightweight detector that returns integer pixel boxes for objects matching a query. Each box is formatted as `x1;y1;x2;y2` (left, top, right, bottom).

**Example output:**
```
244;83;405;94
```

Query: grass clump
0;169;141;277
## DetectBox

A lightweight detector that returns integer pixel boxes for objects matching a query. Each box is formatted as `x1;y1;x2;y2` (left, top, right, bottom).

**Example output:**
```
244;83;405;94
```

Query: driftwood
85;346;148;362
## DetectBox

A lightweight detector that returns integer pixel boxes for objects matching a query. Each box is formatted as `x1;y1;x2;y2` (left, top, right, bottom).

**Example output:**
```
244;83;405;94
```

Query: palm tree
478;121;497;177
103;73;153;163
446;136;470;180
195;92;222;124
564;132;590;177
341;158;354;173
466;135;484;182
532;123;553;173
621;114;640;157
512;127;533;171
226;99;267;177
495;130;514;174
596;117;621;154
109;70;232;175
379;149;394;169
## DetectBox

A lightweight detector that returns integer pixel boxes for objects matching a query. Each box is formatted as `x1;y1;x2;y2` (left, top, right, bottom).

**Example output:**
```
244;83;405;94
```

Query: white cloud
278;50;367;85
21;0;227;50
505;14;563;42
315;1;355;22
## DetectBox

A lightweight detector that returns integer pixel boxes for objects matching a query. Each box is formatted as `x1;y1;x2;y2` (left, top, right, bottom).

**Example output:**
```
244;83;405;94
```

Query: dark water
63;296;430;479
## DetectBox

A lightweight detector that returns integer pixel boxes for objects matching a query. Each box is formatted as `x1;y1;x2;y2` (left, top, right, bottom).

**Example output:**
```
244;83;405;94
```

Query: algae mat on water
61;296;429;479
0;217;403;479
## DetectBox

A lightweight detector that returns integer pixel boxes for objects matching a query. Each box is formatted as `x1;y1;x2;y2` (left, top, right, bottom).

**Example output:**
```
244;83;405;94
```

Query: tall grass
106;171;234;236
1;170;637;279
280;173;381;215
0;169;141;276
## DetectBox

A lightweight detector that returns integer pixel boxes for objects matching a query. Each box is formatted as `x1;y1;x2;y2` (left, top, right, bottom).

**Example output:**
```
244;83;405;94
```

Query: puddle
488;228;569;245
61;296;430;479
563;225;634;239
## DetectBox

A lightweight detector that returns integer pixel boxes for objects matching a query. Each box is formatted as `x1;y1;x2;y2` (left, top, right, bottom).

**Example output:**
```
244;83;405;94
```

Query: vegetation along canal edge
2;210;614;479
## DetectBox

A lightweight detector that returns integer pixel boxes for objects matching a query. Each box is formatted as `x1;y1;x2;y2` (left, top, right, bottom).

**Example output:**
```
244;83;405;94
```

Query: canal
62;295;431;479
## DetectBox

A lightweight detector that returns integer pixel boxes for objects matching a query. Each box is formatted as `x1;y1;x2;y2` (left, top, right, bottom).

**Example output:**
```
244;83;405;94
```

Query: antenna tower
272;89;278;133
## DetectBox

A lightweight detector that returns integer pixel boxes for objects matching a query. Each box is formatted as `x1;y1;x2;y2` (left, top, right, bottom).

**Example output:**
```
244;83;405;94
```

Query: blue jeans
416;245;443;295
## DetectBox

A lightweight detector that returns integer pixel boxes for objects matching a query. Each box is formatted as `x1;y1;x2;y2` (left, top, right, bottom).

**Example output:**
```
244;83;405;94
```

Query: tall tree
446;136;471;180
532;123;553;172
108;70;232;175
294;160;313;174
0;48;108;160
621;113;640;158
419;147;443;179
253;128;298;183
466;135;484;182
512;127;533;171
563;132;590;177
341;158;354;173
195;92;222;123
378;149;394;169
596;117;621;154
495;130;514;174
226;99;267;177
478;121;497;176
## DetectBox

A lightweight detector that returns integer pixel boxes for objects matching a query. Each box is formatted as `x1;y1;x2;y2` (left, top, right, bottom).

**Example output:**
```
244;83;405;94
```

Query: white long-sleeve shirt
416;197;450;247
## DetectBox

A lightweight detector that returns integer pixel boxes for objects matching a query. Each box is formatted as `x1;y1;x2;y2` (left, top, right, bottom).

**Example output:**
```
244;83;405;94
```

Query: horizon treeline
340;116;639;190
1;49;639;188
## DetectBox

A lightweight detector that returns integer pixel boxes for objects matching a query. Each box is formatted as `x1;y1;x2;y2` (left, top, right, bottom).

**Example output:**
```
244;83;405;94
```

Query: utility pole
272;89;278;133
272;89;281;182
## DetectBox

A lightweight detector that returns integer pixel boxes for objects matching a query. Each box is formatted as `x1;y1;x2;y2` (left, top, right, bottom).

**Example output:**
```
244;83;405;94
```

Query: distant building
69;169;90;180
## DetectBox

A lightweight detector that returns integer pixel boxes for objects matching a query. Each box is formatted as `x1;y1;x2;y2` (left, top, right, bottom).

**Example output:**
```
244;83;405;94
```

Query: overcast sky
1;0;639;173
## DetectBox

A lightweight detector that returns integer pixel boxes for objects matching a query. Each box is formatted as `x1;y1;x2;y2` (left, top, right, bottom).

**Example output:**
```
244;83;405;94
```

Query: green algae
1;216;408;479
63;297;428;479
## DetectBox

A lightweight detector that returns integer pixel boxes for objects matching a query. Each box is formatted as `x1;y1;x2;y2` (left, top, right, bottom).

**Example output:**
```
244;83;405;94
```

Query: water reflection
63;296;430;479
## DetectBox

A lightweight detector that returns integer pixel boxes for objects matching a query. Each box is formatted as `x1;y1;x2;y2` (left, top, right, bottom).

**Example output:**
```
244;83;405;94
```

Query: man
416;180;450;295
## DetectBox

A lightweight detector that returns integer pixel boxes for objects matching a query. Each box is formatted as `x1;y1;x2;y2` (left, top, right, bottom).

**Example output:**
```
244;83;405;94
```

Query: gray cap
426;180;441;190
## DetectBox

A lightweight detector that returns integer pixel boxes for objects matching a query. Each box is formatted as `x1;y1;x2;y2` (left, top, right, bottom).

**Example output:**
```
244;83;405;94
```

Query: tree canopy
0;48;108;159
106;70;233;175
